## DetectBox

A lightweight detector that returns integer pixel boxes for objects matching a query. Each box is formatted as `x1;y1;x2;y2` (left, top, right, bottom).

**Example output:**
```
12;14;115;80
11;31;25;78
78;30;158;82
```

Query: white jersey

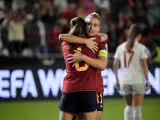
114;41;148;85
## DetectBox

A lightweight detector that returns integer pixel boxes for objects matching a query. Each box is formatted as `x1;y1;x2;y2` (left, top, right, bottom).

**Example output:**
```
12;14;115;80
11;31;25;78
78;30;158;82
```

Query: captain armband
98;50;108;58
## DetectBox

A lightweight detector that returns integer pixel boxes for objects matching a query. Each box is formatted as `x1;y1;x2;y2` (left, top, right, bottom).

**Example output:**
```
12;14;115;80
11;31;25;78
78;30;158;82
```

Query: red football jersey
62;36;106;93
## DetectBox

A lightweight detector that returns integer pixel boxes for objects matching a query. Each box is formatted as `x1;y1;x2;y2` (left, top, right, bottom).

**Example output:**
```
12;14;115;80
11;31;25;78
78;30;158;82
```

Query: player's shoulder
99;40;107;45
135;41;146;50
62;41;71;51
117;42;127;50
96;35;102;43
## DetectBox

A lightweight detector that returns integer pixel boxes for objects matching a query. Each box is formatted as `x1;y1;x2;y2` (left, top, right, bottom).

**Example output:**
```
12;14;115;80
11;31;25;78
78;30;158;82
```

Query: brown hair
69;17;87;36
126;24;141;52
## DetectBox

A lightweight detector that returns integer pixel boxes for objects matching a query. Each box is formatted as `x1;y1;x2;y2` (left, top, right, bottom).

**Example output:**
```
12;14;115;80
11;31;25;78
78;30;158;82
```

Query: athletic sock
124;105;133;120
133;106;142;120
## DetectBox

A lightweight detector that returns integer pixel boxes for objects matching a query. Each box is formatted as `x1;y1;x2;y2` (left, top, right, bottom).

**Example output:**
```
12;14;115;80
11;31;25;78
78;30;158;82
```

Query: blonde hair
85;12;101;25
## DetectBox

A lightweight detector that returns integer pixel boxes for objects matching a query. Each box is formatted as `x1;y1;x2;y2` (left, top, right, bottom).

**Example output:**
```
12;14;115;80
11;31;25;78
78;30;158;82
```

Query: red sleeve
98;41;107;50
96;36;101;43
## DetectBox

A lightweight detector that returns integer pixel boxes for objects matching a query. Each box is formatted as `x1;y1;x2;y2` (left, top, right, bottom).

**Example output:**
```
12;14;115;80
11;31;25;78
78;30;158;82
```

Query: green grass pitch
0;98;159;120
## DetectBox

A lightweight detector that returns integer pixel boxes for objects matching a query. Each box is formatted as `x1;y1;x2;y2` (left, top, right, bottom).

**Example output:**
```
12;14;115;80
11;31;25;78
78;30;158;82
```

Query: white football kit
114;41;148;94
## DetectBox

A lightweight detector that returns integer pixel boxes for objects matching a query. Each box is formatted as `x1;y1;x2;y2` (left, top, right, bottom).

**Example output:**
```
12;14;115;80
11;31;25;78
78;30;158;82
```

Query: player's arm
113;59;120;82
140;46;150;89
59;34;89;44
141;58;151;89
113;58;120;90
81;51;107;70
141;58;149;81
68;49;108;70
59;33;108;43
113;47;120;89
68;42;108;70
81;44;108;70
140;46;149;81
59;34;98;52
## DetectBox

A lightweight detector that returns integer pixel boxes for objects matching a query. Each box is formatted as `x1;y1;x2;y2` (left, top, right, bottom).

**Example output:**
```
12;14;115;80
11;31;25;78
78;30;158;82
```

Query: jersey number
123;51;134;68
74;47;89;71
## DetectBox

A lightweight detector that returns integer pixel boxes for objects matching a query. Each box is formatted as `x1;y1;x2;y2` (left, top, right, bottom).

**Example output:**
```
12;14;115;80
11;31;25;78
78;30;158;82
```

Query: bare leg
133;94;144;106
132;94;144;120
83;110;97;120
73;113;84;120
96;111;102;120
61;111;74;120
73;111;101;120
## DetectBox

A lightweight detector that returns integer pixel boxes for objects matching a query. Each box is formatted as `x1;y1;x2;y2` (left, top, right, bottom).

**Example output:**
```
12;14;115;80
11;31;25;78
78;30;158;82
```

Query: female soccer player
59;16;107;120
113;24;150;120
59;12;108;120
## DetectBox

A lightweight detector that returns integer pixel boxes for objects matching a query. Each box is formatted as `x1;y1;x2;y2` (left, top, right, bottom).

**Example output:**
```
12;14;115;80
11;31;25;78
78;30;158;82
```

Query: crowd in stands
0;0;159;62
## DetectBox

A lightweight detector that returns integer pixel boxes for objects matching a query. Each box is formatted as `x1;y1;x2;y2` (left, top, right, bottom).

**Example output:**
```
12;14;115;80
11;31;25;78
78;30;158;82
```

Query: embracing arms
60;33;108;70
59;33;108;53
67;49;107;70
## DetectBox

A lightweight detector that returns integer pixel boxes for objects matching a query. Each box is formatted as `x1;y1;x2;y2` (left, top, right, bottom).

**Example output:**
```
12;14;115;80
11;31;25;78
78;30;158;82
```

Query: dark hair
126;24;141;52
69;17;87;36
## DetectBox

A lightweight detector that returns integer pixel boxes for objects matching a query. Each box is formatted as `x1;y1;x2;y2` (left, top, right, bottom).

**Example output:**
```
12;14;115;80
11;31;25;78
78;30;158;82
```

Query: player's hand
115;81;120;90
67;50;82;64
146;81;151;91
84;38;98;53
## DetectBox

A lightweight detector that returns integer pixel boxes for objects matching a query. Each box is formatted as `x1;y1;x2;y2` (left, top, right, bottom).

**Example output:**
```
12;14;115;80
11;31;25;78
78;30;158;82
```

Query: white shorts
120;84;146;95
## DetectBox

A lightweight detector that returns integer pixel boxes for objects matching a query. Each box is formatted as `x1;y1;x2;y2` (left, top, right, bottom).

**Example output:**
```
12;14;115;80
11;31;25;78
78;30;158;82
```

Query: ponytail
126;24;141;52
126;36;135;52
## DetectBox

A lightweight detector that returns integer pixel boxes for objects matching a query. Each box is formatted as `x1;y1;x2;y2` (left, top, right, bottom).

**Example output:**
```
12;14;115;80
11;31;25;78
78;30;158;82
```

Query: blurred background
0;0;159;120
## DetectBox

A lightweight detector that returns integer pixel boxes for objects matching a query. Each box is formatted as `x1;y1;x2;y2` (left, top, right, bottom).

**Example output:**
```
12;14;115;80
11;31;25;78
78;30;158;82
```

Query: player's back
116;41;148;84
62;36;102;92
